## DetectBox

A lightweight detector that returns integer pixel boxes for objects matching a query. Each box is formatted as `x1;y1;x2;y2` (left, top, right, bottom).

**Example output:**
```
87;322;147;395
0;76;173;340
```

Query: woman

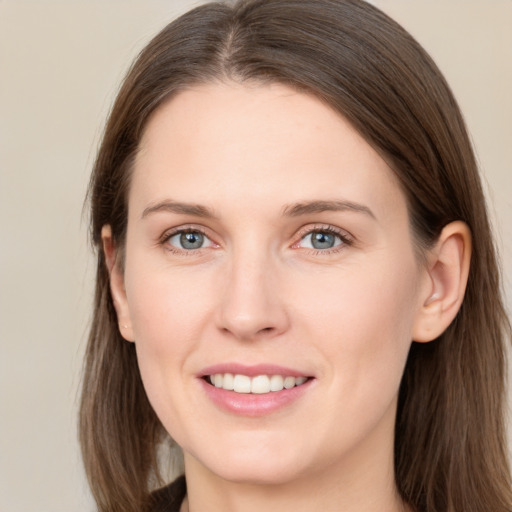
80;0;512;511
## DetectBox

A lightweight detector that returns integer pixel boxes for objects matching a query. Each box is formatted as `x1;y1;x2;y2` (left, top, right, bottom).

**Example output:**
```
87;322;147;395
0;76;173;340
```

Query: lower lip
200;378;313;417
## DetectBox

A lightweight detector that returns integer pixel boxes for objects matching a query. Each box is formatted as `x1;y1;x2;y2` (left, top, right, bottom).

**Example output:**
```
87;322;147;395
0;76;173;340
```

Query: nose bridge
217;239;288;340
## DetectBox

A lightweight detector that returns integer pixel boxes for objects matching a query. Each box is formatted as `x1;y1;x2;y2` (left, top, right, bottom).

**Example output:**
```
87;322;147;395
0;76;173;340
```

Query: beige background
1;1;510;511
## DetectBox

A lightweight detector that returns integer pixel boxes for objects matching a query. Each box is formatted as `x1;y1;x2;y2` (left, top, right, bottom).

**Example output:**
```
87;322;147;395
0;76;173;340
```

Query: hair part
80;1;512;511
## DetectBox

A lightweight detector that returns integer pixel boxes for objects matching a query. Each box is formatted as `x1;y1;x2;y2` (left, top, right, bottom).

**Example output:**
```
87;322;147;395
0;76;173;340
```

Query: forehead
131;82;405;222
138;82;376;166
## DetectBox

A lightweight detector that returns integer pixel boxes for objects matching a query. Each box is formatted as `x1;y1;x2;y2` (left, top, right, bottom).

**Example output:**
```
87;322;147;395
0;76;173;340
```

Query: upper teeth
209;374;308;394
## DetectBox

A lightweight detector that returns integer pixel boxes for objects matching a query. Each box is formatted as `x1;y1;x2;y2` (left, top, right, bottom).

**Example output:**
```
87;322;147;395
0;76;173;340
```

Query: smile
208;374;309;394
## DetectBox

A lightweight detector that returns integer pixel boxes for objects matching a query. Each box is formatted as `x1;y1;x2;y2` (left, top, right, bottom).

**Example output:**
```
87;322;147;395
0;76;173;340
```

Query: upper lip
199;363;312;378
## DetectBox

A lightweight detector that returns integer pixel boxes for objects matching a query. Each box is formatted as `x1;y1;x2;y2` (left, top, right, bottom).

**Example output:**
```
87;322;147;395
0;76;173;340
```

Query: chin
187;443;308;486
214;462;303;486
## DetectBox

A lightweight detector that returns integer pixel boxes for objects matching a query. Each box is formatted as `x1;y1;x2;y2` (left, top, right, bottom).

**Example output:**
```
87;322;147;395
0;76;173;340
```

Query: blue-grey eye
301;230;342;250
168;230;212;250
181;231;204;249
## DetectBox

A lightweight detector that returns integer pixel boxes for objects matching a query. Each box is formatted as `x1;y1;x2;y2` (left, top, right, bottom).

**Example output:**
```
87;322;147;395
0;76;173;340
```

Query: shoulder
149;475;187;512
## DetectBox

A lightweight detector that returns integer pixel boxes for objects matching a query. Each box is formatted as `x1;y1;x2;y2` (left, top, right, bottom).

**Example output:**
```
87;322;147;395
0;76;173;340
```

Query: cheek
298;255;420;391
122;258;217;415
125;261;213;350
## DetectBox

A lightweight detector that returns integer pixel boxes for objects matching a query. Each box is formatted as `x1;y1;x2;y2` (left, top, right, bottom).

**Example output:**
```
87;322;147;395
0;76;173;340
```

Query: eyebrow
282;200;376;219
141;198;376;221
141;200;217;219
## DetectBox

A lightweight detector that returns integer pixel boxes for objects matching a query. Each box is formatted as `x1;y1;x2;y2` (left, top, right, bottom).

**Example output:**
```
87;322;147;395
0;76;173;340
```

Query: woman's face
113;83;432;485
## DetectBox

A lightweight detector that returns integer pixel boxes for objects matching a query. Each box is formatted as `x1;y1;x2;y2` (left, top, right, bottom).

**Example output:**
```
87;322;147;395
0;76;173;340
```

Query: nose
216;248;290;341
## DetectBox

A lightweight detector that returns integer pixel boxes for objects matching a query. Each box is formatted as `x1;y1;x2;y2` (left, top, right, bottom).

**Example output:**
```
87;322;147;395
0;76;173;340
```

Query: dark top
150;475;187;512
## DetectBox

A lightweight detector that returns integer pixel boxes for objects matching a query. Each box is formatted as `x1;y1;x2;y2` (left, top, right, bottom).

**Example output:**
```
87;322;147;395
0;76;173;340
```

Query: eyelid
157;223;353;255
291;224;354;252
159;224;219;253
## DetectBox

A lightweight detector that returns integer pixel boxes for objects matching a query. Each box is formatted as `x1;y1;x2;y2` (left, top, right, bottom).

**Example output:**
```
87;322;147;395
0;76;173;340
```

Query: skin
104;83;471;512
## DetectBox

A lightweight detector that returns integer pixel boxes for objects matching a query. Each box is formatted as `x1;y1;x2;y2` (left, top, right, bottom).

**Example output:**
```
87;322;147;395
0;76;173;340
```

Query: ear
412;221;472;343
101;225;135;342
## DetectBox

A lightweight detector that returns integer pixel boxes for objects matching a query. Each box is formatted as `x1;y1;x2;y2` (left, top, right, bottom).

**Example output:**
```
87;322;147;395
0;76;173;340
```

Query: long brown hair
80;1;512;510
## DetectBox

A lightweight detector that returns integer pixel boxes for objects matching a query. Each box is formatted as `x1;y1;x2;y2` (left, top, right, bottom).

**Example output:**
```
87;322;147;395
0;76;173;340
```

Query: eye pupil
311;231;335;249
180;231;204;249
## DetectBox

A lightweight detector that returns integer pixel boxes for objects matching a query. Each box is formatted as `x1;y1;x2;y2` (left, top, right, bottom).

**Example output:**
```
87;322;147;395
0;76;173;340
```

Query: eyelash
293;224;354;255
159;224;353;255
159;226;216;256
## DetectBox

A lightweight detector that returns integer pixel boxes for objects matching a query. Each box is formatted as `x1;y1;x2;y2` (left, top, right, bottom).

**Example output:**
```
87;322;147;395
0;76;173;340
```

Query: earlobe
101;225;135;342
413;221;472;343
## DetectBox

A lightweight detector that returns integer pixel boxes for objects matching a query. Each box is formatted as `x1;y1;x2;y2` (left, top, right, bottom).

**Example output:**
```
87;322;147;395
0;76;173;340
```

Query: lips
199;364;313;416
